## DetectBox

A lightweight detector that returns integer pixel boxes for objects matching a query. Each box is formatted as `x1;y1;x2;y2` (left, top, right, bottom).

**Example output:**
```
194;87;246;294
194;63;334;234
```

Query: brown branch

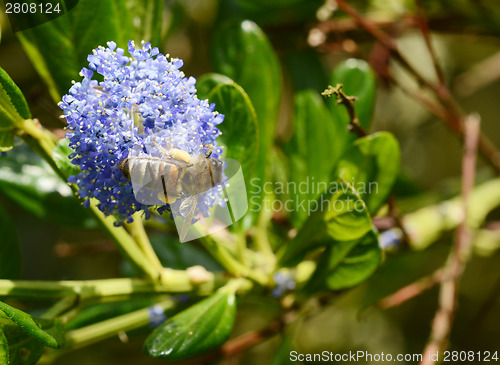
415;0;447;92
378;268;445;309
420;114;480;365
322;83;367;137
220;320;284;357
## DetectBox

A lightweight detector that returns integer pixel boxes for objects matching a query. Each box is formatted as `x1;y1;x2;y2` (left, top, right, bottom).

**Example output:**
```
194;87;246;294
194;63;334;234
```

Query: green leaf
279;181;372;267
0;130;15;152
144;291;236;360
0;67;31;122
1;324;45;365
285;90;349;225
52;138;80;177
328;59;376;131
0;205;22;280
305;230;381;292
212;20;282;222
0;67;31;129
0;144;97;228
18;0;134;100
336;132;400;214
0;301;65;349
0;104;19;130
0;328;8;365
197;73;259;216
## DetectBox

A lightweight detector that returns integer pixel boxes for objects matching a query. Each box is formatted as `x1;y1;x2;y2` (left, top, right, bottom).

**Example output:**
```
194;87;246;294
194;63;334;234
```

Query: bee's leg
151;139;172;157
203;144;214;158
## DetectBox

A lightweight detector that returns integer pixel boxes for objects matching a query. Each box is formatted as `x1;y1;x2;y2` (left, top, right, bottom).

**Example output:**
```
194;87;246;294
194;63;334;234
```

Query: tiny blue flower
59;40;225;225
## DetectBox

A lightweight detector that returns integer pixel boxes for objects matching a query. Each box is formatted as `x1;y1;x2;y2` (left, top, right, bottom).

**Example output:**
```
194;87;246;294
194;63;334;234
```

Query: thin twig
415;0;447;92
321;83;367;137
420;114;480;365
378;268;445;309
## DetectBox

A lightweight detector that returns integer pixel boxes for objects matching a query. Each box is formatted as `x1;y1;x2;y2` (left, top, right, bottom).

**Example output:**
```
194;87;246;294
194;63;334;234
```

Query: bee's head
208;158;224;185
118;158;131;180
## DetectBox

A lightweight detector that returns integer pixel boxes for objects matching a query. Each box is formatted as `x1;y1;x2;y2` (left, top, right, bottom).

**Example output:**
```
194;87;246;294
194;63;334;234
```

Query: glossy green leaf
18;0;134;100
52;138;80;177
1;324;45;365
0;144;97;228
212;20;282;222
336;132;400;214
279;181;372;267
0;131;15;152
0;104;19;130
285;90;349;225
0;301;65;349
144;291;236;360
197;74;259;213
0;205;22;280
0;67;31;122
0;328;8;365
305;230;381;292
328;59;376;131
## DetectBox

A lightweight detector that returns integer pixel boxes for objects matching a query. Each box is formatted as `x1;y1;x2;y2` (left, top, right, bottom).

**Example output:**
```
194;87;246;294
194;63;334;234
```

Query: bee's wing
179;195;197;242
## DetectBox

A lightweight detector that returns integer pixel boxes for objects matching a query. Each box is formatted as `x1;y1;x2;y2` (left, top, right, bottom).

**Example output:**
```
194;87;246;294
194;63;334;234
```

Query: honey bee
118;143;225;241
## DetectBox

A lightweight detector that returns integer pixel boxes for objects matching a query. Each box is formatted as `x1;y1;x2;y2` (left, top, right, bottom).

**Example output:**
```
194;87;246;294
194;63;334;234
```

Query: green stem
88;202;160;282
200;236;267;286
64;299;176;349
0;276;216;300
125;215;164;273
41;295;78;319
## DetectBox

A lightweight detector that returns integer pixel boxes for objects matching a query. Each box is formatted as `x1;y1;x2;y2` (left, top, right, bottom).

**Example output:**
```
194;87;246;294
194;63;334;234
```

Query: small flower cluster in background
59;41;225;224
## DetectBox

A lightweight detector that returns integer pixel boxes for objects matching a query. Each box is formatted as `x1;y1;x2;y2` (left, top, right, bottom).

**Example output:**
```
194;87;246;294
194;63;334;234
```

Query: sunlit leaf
0;301;65;349
52;138;80;178
0;327;8;365
279;181;372;267
144;291;236;360
0;66;31;121
336;132;400;214
197;74;259;185
212;20;282;224
0;131;15;152
285;90;349;225
305;230;381;292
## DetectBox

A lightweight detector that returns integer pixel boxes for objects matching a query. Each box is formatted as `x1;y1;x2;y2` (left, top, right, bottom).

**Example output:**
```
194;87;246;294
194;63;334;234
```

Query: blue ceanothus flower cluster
59;40;225;224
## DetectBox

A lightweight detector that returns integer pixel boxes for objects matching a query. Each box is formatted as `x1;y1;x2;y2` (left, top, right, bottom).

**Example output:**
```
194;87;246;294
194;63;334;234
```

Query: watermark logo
249;177;377;215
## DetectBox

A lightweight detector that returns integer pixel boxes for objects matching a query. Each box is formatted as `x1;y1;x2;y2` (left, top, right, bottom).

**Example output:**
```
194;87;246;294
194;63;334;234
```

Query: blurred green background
1;0;500;363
